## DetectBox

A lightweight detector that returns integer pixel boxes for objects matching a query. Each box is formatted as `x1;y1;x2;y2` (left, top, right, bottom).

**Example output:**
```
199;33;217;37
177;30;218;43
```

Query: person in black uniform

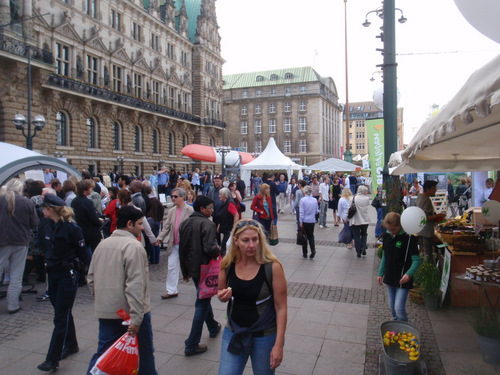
37;194;87;372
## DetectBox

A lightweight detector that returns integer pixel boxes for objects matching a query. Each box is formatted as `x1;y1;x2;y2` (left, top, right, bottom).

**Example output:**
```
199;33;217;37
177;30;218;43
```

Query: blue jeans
185;278;219;352
87;312;157;375
203;182;212;196
375;207;385;237
218;327;276;375
386;285;410;321
351;224;368;256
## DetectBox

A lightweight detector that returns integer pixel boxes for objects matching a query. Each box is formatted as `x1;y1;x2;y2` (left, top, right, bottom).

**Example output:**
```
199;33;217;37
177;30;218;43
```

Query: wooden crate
431;189;448;214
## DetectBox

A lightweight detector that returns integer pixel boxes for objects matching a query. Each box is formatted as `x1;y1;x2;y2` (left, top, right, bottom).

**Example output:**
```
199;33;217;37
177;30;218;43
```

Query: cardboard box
467;207;497;225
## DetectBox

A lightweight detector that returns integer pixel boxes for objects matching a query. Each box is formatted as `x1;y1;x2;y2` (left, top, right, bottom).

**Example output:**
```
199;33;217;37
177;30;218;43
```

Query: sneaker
319;225;324;229
185;344;208;356
37;291;50;301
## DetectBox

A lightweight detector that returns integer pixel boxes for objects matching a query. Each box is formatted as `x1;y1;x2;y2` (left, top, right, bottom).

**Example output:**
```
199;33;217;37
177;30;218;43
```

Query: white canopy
0;142;80;186
240;138;304;187
390;53;500;175
308;157;360;172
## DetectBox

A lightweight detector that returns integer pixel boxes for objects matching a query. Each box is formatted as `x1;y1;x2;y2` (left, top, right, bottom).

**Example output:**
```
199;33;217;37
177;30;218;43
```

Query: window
134;126;142;152
241;105;247;115
270;74;278;81
168;132;175;155
284;102;291;112
169;87;175;107
254;120;262;134
87;117;97;148
112;65;122;92
256;89;262;97
285;72;292;79
56;111;69;146
270;88;276;96
55;42;69;76
299;140;307;153
356;121;364;128
181;51;189;67
167;43;174;59
269;119;276;133
300;86;306;93
255;141;262;153
239;141;247;152
134;73;142;98
299;117;307;131
133;23;141;41
182;134;188;148
285;87;291;95
269;103;276;113
299;101;306;111
153;81;160;103
256;75;264;82
87;55;98;84
242;91;248;98
240;121;248;134
255;104;261;114
209;137;215;147
151;33;159;51
283;118;291;132
112;122;122;150
111;10;121;31
86;0;97;18
284;140;291;153
152;128;160;154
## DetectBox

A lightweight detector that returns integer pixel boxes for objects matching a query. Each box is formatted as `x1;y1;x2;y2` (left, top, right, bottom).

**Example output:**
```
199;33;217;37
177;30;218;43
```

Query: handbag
371;197;380;209
347;196;357;219
296;229;307;246
338;223;353;244
199;257;221;299
239;202;246;212
252;210;259;220
269;224;279;246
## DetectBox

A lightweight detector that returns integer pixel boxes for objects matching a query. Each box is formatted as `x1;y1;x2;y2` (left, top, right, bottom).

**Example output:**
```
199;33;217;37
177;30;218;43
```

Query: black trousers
46;269;79;362
302;222;316;256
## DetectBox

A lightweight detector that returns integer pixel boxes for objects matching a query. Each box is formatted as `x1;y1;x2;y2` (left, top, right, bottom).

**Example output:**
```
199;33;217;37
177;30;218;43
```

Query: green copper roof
223;67;323;89
175;0;202;43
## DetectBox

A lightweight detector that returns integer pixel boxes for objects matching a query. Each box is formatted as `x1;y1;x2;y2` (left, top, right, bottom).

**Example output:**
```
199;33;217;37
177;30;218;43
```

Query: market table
455;275;500;311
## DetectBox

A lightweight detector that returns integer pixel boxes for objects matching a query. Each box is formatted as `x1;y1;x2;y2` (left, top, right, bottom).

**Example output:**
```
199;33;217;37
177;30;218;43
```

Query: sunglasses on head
236;219;260;229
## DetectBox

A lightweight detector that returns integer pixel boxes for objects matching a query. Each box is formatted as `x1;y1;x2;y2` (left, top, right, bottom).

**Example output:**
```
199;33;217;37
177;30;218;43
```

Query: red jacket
251;195;274;220
103;199;118;233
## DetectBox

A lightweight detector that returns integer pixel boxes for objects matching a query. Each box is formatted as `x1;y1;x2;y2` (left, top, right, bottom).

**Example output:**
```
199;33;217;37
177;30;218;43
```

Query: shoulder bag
347;196;357;219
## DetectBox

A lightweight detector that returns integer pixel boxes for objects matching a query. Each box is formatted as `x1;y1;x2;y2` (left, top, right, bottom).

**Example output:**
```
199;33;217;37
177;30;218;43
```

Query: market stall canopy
389;53;500;175
239;137;304;187
0;142;80;186
308;157;360;172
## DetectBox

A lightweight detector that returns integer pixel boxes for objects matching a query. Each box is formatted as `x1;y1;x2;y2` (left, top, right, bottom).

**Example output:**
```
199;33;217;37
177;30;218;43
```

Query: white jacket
349;194;371;225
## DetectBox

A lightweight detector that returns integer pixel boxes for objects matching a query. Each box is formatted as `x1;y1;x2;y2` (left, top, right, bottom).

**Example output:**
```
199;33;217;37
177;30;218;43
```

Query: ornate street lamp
117;156;125;173
215;146;232;177
12;112;46;150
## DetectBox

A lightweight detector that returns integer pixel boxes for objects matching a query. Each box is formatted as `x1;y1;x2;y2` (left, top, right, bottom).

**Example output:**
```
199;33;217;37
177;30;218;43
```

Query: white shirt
319;182;330;201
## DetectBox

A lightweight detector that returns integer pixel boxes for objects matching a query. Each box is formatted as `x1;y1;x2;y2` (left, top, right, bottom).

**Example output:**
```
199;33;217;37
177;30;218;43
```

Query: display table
434;232;500;307
455;275;500;311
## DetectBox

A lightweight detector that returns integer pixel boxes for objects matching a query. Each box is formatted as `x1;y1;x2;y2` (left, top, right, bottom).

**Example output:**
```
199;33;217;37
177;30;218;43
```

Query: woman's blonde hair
49;206;75;222
258;183;270;198
0;178;24;216
341;188;353;198
220;219;281;270
383;212;401;227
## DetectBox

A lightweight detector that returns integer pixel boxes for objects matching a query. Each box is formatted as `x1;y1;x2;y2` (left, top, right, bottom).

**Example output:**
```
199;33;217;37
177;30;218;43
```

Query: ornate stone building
223;67;342;166
0;0;224;176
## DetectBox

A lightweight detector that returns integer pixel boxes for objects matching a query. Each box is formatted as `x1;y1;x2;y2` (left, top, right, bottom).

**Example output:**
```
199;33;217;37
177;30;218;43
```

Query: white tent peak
244;137;303;168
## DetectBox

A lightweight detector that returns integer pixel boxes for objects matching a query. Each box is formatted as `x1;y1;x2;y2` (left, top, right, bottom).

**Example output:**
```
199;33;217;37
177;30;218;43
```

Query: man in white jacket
87;205;157;375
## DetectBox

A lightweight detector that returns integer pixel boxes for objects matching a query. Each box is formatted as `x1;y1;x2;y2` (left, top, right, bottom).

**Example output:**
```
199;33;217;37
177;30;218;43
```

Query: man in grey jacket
179;195;221;356
86;206;157;375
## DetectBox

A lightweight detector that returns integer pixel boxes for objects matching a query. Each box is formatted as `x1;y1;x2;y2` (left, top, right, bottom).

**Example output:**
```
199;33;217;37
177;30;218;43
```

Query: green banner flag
367;119;385;196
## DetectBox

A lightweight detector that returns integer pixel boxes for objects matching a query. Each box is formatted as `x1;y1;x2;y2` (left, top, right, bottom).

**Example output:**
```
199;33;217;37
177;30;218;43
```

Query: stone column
22;0;33;39
0;0;11;27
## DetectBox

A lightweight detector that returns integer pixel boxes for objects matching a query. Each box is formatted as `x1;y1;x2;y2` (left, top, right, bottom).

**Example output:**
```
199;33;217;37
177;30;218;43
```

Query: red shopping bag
91;310;139;375
199;257;221;299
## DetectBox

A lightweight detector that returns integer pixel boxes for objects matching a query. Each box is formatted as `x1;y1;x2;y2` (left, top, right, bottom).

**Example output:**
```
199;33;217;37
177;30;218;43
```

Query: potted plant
470;291;500;363
414;261;441;310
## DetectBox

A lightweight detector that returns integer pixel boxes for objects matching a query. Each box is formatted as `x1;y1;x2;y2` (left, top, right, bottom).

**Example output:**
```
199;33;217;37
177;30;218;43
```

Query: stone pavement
1;203;500;374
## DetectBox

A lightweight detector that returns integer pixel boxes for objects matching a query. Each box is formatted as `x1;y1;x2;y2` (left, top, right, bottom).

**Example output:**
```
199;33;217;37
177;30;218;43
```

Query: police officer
37;194;87;372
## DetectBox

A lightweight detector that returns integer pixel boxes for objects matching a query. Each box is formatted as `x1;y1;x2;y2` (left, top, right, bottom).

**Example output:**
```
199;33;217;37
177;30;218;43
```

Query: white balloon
401;206;427;235
481;200;500;224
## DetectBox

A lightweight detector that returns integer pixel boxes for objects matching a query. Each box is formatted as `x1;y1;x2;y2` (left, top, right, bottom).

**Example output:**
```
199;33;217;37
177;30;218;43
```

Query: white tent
240;138;304;188
308;157;360;172
390;53;500;175
0;142;80;186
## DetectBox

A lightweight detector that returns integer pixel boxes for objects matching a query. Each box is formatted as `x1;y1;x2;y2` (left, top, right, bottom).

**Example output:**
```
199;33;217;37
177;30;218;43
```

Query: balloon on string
481;200;500;224
401;206;427;235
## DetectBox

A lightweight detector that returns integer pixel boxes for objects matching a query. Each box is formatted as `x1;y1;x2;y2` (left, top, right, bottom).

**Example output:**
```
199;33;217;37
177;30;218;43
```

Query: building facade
344;101;404;158
0;0;224;177
223;67;342;166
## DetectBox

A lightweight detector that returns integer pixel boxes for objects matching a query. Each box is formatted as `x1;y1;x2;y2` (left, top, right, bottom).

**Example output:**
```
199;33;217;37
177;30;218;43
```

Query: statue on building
10;0;20;21
127;74;132;94
146;82;151;99
76;56;84;79
103;66;110;87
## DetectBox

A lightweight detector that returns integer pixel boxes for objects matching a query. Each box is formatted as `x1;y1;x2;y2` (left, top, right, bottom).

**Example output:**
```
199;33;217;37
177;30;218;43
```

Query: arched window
113;122;122;150
285;72;293;79
209;137;215;147
87;117;98;148
169;131;175;155
152;128;160;154
270;74;278;81
56;111;69;146
134;125;142;152
256;75;264;82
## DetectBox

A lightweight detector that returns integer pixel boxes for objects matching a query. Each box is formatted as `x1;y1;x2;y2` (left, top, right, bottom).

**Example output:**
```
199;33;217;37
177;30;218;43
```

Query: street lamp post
363;1;407;213
215;146;231;178
343;0;352;163
117;156;125;173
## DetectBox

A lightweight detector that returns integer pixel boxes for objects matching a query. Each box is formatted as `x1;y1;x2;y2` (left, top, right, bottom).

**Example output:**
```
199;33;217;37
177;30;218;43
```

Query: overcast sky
215;0;500;143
